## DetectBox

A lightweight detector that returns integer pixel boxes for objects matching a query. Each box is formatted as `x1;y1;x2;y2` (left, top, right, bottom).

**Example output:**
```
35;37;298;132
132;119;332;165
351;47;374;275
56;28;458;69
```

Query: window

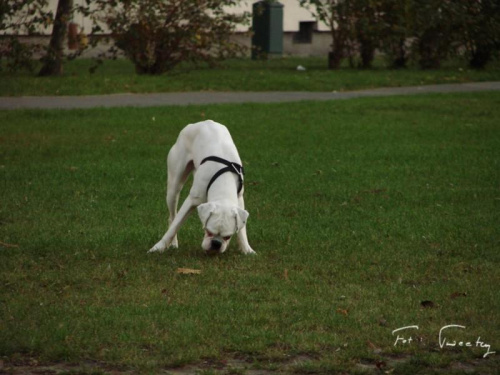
294;21;316;44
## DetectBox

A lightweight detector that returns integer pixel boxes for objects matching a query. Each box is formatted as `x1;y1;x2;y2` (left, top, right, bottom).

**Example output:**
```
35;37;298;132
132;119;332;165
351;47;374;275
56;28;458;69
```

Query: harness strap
201;156;244;196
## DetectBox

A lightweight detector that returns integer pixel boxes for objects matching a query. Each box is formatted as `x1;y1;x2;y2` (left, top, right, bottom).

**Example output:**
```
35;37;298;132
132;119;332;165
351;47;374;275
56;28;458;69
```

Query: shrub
0;0;53;72
87;0;249;75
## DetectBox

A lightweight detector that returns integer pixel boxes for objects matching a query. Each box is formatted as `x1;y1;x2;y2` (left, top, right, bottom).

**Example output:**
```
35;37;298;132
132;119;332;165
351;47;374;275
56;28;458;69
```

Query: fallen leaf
378;318;388;327
367;340;382;354
336;308;348;316
283;269;289;281
176;268;201;275
0;241;19;248
420;300;435;309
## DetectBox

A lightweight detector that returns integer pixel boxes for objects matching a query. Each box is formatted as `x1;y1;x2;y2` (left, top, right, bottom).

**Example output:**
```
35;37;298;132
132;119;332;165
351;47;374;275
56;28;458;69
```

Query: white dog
149;120;255;255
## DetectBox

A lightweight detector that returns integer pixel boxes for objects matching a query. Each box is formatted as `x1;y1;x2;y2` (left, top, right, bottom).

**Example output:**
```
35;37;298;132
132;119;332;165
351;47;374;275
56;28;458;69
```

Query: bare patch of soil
1;353;498;374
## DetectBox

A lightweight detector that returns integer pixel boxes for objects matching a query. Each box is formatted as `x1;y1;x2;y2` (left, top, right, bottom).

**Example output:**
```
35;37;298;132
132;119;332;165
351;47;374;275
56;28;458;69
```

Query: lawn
1;57;500;96
0;92;499;374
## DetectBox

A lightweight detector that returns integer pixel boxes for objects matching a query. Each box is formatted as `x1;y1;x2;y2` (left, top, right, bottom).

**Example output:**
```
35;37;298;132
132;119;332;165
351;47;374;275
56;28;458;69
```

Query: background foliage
299;0;500;70
0;0;53;71
82;0;249;75
1;0;500;73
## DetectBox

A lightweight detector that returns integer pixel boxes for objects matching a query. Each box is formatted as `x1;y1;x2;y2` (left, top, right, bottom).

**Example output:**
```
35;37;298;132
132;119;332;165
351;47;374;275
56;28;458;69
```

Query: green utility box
252;1;283;59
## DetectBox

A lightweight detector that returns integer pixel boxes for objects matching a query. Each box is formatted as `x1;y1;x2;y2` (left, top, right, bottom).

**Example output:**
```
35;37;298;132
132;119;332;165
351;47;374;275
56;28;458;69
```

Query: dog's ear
197;202;217;228
233;207;249;233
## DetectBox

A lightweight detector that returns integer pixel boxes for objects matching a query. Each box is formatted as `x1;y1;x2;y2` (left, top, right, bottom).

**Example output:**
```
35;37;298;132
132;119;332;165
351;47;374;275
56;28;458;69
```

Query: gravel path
1;81;499;110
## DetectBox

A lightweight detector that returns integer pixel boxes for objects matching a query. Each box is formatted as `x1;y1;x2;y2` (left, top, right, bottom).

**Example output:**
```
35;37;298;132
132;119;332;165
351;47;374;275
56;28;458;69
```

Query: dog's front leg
237;195;256;255
237;225;255;255
149;196;197;253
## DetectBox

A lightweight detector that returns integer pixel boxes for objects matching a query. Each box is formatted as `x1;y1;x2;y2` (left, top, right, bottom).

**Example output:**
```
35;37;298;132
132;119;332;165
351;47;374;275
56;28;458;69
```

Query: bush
87;0;249;75
458;0;500;69
0;0;53;72
300;0;500;70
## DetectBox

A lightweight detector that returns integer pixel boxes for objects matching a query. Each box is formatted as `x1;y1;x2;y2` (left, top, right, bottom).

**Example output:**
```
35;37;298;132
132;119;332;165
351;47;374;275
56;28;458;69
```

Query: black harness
200;156;244;196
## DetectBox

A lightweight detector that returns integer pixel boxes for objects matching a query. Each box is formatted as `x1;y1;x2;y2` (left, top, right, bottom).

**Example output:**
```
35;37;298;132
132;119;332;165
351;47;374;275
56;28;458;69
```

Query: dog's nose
210;239;223;251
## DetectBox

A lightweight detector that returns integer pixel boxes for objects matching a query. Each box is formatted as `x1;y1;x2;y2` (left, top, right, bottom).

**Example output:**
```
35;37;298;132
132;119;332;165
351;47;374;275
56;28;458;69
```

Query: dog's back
178;120;240;165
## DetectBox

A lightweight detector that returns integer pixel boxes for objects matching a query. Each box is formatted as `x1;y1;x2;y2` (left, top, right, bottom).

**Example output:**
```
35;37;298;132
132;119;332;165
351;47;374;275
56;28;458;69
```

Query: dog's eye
206;231;214;237
223;236;231;241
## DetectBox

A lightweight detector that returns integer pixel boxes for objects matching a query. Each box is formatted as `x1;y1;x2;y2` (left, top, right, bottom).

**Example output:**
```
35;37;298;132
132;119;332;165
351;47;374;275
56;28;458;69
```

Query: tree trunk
359;39;376;69
418;29;444;70
38;0;73;77
391;38;408;69
328;41;344;70
328;27;346;70
469;45;492;70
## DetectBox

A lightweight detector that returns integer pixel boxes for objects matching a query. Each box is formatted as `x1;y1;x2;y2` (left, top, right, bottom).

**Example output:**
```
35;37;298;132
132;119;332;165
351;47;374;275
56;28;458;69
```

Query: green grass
1;93;499;374
1;57;500;96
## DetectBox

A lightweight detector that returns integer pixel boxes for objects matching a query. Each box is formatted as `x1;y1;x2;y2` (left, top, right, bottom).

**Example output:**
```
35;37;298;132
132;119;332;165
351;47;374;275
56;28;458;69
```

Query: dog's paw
170;236;179;249
241;247;256;255
148;243;166;254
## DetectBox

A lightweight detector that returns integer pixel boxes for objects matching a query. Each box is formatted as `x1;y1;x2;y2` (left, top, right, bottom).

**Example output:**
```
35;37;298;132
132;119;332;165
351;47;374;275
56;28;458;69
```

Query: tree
85;0;249;75
352;0;382;69
299;0;353;69
413;0;461;69
457;0;500;69
38;0;73;76
0;0;53;72
378;0;414;69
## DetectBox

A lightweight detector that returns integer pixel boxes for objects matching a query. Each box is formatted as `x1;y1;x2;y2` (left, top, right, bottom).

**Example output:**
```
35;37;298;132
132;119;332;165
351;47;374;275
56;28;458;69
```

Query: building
29;0;333;57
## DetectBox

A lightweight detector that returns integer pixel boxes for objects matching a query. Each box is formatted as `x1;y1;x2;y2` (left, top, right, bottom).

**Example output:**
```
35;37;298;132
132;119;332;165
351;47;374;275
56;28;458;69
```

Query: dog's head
197;202;249;255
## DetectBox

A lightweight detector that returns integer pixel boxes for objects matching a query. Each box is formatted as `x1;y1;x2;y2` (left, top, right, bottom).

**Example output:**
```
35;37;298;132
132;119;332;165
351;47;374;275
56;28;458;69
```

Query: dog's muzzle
210;239;223;251
205;238;223;256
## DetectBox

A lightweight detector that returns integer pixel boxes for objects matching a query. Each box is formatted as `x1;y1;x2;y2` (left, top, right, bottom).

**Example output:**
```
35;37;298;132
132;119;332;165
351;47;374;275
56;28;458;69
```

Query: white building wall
43;0;328;34
12;1;331;57
232;0;329;32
